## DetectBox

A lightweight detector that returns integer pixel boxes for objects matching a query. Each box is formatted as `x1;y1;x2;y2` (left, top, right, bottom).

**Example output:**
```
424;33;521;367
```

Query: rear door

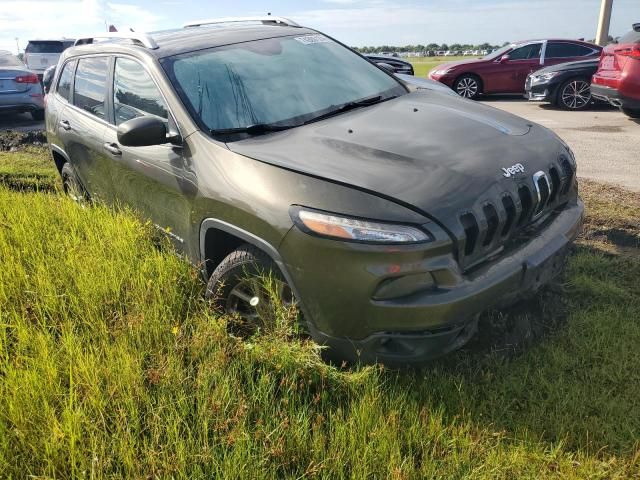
543;41;599;67
25;41;66;74
46;59;76;152
103;56;195;252
58;55;115;202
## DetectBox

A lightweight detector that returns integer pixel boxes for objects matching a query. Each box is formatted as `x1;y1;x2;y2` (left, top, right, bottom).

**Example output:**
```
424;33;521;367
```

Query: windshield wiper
210;123;297;136
304;95;392;125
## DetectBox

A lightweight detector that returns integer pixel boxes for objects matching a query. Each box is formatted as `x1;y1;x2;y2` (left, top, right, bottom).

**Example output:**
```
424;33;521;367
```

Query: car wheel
558;78;592;110
31;109;45;121
205;244;297;334
621;107;640;119
61;163;88;204
454;74;481;99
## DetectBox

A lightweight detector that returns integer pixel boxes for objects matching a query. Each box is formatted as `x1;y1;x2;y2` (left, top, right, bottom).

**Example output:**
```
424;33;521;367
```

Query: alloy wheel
561;80;591;110
225;276;296;328
456;77;479;98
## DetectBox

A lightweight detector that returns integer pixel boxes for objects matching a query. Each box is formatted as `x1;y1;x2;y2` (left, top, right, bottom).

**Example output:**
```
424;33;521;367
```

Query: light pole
14;37;20;55
595;0;613;46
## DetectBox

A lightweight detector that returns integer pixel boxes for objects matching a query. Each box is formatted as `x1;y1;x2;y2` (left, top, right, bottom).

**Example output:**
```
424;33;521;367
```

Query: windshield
161;34;406;134
482;45;513;60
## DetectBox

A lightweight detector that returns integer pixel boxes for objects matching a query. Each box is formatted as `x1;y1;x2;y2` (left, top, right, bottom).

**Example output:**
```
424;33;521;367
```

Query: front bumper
428;72;455;87
282;199;583;366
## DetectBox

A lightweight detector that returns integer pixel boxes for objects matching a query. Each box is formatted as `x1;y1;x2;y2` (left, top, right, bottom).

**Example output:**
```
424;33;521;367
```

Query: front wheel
205;244;297;334
454;74;481;100
621;107;640;119
557;78;592;110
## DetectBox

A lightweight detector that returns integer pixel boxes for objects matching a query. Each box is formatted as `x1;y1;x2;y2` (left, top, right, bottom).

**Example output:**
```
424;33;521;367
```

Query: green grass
0;147;58;192
408;55;472;77
1;148;640;478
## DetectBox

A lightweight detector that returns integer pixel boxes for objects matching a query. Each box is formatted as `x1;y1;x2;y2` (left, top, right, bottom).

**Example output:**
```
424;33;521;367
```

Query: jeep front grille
456;156;575;269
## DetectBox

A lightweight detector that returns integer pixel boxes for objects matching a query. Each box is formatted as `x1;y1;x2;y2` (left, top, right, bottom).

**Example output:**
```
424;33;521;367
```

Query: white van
24;39;74;78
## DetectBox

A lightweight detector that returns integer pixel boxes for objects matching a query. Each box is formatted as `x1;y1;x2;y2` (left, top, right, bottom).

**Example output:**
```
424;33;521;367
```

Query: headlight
531;71;559;83
431;68;452;76
291;207;431;244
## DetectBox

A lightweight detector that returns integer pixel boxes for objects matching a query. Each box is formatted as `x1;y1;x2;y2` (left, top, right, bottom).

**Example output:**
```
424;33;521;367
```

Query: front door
103;56;196;254
490;43;543;93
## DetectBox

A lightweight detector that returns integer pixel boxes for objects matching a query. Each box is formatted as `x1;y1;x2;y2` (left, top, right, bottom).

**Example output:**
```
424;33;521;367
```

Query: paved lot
0;112;44;132
481;97;640;192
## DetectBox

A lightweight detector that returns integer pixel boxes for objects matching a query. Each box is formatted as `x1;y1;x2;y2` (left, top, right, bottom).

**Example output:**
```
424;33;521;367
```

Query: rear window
618;29;640;44
26;41;66;54
0;54;23;67
73;57;109;120
546;42;595;58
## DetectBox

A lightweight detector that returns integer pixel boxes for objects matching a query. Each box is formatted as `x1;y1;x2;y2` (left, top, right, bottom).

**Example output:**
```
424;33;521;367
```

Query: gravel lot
481;97;640;192
1;97;638;191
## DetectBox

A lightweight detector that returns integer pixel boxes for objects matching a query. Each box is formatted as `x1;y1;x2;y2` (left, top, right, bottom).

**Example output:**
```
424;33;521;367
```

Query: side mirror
377;62;396;74
117;116;168;147
499;54;510;63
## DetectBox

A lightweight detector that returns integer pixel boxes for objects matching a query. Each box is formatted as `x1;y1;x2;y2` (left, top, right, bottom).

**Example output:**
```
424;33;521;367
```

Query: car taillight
616;45;640;60
15;73;39;84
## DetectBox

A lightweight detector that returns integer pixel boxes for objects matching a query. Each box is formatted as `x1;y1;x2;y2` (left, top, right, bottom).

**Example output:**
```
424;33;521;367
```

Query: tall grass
1;151;639;478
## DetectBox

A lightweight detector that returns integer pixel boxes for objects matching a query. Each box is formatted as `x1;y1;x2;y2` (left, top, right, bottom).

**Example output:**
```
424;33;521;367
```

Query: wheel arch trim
199;218;316;327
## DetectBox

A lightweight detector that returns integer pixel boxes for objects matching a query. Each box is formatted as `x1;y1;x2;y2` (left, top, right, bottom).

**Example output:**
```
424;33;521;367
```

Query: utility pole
595;0;613;46
14;37;19;55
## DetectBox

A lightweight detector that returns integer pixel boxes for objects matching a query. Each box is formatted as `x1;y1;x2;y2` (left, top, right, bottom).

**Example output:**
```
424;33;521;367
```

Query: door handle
59;119;71;131
103;142;122;156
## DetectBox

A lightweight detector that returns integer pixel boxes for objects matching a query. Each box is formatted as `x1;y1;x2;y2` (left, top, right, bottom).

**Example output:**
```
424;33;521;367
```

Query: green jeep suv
45;17;583;365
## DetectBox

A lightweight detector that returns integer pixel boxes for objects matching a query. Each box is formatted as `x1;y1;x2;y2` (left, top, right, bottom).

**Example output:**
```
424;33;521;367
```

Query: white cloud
0;0;163;53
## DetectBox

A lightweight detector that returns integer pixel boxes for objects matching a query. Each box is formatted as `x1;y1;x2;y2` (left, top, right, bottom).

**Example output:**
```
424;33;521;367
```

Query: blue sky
0;0;638;53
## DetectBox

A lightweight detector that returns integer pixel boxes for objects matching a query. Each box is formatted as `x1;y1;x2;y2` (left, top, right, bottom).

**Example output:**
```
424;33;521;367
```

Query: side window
546;42;593;58
56;60;76;101
509;43;542;60
73;57;109;120
113;58;168;126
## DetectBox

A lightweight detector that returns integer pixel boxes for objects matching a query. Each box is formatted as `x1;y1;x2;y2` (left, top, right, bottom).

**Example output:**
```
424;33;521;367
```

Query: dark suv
45;18;583;365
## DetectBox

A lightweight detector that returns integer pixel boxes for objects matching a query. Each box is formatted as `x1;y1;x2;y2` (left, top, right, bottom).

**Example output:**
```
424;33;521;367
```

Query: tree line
354;42;509;53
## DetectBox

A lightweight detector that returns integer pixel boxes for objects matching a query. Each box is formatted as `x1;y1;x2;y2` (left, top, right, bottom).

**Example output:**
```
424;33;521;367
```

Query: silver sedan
0;51;45;121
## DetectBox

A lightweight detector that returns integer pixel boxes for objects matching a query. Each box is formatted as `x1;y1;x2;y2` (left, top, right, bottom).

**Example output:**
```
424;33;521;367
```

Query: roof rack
74;32;158;49
183;16;301;28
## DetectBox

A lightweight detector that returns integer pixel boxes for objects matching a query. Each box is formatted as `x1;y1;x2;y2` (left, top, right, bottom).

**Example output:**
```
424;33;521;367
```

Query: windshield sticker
294;34;331;45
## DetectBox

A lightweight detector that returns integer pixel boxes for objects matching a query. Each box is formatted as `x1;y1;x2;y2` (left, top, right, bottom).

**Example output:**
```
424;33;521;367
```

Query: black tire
61;163;88;204
557;77;592;110
453;74;482;100
621;107;640;119
205;244;296;334
31;109;45;121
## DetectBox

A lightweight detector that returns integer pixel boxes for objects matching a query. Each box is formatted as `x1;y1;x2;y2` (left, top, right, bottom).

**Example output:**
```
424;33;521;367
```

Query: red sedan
429;39;601;99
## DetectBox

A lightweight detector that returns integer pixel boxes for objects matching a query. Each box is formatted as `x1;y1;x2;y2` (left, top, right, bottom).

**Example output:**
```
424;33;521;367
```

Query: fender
50;143;70;163
199;218;315;327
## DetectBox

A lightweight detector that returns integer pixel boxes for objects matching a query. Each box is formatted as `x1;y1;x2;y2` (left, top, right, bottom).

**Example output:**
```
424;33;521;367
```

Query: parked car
525;58;602;110
591;23;640;119
24;39;75;79
429;39;601;99
365;54;414;75
41;65;57;94
46;19;582;366
0;51;44;120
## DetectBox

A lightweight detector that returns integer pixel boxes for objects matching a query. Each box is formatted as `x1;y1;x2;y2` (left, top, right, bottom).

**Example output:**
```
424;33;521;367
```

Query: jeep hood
227;90;562;221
